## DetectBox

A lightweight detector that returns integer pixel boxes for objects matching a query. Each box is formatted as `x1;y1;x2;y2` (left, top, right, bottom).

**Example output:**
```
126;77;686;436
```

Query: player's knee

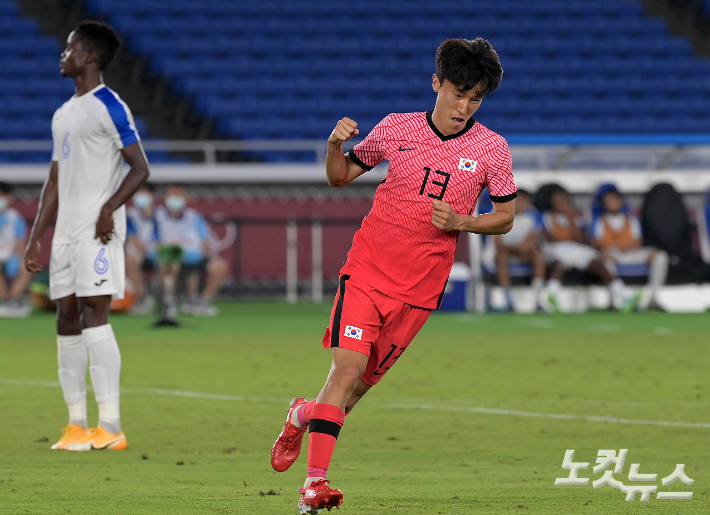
56;309;81;335
653;250;669;266
328;363;362;390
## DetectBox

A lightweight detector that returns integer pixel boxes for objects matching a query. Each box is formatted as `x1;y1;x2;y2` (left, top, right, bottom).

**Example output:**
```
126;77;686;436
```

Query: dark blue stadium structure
0;0;73;161
2;0;710;163
85;0;710;140
0;0;169;162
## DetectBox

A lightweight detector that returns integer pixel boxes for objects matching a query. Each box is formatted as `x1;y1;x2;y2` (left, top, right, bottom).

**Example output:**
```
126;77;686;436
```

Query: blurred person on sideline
494;189;545;311
125;183;159;314
541;185;640;312
0;182;33;317
591;184;668;310
155;184;227;317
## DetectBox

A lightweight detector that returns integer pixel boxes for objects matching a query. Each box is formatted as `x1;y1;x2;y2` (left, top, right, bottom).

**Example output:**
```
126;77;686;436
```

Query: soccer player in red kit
271;38;517;514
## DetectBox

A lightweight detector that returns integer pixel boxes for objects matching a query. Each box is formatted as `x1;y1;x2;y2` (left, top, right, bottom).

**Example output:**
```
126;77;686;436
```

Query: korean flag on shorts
458;158;477;172
344;325;363;340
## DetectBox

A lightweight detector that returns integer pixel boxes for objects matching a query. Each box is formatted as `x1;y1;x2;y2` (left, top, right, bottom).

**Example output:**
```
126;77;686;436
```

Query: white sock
291;406;303;429
610;278;626;305
546;278;562;296
84;324;122;434
647;251;669;306
57;334;88;429
97;400;121;434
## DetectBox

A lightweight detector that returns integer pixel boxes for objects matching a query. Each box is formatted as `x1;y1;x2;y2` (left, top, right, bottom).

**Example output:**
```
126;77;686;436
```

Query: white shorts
50;237;125;300
603;247;655;264
543;241;599;270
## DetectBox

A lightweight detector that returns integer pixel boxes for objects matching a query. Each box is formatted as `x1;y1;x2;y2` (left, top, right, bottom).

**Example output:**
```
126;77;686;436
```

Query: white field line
586;323;622;332
0;378;291;403
387;403;710;429
2;378;709;429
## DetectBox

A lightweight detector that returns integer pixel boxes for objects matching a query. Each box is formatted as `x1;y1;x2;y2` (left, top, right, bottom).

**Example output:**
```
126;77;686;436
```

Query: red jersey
341;110;516;309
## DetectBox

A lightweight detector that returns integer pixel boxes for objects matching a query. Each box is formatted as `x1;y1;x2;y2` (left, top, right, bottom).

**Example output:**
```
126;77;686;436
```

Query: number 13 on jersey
419;167;451;200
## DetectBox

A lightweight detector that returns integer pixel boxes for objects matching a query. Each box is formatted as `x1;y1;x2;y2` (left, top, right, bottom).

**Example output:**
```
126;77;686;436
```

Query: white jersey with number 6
48;84;140;300
51;84;140;244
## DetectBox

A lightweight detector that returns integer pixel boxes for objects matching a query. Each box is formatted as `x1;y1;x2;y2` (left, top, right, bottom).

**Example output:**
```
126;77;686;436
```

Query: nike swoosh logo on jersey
398;146;416;151
94;279;108;286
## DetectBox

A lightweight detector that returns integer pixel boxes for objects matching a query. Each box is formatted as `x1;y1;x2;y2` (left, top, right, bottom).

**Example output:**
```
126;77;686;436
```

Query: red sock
307;403;345;479
296;399;316;427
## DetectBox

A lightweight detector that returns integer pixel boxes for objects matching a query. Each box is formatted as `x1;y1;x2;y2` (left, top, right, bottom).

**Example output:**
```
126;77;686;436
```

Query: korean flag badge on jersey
344;325;363;340
458;158;478;172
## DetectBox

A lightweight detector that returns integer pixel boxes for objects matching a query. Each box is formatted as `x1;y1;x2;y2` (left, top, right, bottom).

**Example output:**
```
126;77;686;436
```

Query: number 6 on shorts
94;248;109;275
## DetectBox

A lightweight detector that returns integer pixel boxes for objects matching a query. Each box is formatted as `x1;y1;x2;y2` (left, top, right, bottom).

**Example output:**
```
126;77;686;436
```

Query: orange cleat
298;479;343;514
51;424;89;450
64;426;126;451
271;397;309;472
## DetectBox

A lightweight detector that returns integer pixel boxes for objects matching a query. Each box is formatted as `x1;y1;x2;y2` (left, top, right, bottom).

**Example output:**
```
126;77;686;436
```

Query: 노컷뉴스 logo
555;449;694;501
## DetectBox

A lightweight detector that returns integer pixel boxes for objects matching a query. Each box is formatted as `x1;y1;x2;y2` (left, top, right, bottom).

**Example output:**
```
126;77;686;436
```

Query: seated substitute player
590;184;668;310
0;182;33;317
24;21;149;451
125;182;159;314
270;38;517;514
541;185;637;312
154;184;227;317
493;188;545;311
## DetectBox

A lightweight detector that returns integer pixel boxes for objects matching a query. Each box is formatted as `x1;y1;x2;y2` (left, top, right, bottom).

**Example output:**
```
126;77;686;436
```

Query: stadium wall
2;164;709;299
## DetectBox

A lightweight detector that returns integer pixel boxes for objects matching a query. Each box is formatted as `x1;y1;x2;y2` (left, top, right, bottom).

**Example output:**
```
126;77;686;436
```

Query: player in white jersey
24;21;150;451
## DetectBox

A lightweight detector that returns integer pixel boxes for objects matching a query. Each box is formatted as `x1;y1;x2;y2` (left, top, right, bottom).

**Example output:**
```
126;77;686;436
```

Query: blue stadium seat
3;0;710;164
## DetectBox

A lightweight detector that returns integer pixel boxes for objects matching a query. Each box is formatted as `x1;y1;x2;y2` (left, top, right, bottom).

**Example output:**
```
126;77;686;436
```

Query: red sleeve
348;115;389;171
486;140;517;203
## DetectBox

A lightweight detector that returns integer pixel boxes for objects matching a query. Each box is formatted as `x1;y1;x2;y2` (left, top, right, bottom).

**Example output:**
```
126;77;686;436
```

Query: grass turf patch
0;304;707;513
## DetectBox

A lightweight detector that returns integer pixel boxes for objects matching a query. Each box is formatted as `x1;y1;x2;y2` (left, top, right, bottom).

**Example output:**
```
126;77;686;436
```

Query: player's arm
24;161;59;272
325;117;366;187
95;142;150;244
432;199;515;235
14;216;28;258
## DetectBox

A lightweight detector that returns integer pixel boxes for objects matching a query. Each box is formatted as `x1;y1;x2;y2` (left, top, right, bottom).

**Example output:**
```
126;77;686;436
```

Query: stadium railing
3;137;710;171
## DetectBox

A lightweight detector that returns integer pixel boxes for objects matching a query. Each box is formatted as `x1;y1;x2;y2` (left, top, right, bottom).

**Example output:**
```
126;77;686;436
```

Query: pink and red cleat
299;479;343;514
271;397;309;472
272;398;344;513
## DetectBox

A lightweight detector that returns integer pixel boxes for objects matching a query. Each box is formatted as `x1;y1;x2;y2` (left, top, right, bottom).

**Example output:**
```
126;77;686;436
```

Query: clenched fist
432;200;463;231
328;117;359;145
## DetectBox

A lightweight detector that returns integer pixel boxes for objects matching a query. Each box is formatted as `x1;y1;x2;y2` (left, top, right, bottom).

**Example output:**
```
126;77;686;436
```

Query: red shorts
322;275;431;385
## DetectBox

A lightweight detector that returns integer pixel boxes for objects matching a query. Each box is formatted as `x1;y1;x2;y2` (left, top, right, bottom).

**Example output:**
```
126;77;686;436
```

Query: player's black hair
533;183;567;212
73;20;121;71
516;188;531;198
435;38;503;96
0;181;12;195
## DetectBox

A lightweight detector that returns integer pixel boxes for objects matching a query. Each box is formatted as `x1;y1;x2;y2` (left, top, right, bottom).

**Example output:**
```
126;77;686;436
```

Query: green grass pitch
0;303;708;514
